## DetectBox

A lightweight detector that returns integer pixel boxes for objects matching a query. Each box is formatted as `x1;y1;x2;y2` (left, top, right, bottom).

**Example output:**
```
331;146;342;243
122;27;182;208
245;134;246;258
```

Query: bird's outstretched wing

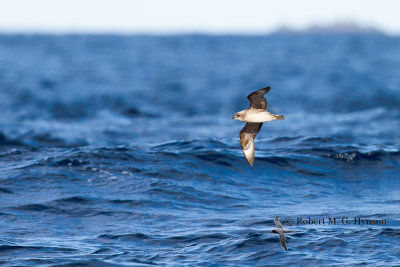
274;216;283;229
240;123;263;167
247;86;270;110
278;231;288;251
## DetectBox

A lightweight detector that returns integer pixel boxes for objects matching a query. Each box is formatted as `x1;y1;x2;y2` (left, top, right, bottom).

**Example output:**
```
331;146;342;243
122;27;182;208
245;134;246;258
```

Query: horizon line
0;30;396;36
0;21;397;36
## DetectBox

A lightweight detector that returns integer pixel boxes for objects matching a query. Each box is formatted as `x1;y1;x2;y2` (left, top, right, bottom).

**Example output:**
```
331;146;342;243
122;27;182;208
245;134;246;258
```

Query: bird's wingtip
245;159;253;167
245;157;254;167
261;86;271;94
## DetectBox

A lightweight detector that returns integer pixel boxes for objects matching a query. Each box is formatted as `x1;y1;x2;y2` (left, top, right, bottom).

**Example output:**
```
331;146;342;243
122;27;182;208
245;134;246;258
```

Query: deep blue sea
0;34;399;266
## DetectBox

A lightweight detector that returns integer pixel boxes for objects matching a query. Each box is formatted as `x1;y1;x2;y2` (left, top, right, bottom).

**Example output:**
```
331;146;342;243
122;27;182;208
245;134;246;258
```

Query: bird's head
231;111;244;121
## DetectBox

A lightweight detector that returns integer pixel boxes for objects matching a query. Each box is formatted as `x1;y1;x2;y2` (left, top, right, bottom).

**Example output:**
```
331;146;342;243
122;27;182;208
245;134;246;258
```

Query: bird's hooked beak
231;113;237;120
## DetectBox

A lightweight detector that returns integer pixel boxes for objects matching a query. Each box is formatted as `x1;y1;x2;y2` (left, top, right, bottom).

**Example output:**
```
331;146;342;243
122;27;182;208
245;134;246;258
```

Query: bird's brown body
232;86;285;167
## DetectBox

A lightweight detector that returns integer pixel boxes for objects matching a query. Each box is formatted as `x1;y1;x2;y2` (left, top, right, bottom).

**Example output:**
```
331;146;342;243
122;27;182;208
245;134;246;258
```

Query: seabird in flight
231;86;285;167
271;216;293;252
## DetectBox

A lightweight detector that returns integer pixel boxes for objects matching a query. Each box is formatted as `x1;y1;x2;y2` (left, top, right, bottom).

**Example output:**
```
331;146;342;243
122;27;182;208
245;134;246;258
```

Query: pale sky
0;0;399;34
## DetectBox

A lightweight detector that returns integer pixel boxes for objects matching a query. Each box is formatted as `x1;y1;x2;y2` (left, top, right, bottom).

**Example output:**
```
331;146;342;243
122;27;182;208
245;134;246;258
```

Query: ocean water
0;34;399;266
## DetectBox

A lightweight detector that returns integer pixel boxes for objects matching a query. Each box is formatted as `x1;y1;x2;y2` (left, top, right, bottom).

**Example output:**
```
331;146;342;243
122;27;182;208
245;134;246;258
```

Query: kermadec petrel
231;86;285;167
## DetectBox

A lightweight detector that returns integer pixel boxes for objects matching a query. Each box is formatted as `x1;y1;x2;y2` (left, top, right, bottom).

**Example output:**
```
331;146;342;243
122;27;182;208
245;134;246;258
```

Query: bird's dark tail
274;115;285;120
